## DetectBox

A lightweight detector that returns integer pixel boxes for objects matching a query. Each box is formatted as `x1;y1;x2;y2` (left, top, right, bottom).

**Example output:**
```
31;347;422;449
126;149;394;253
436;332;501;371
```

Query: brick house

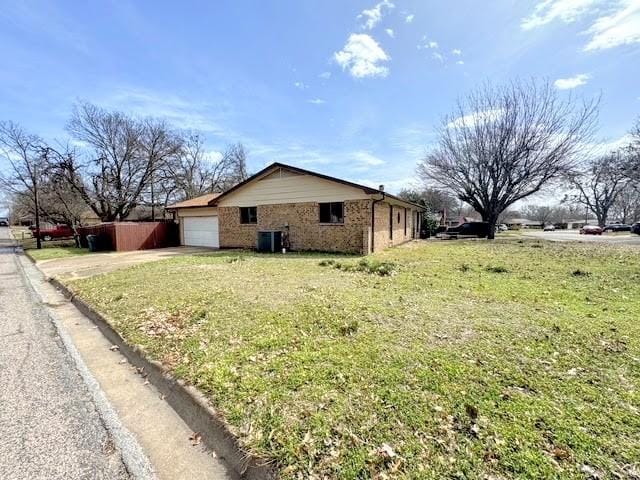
167;162;424;254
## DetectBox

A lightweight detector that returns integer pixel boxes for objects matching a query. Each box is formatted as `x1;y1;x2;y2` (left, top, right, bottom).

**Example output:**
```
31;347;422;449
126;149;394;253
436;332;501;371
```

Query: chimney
378;184;385;192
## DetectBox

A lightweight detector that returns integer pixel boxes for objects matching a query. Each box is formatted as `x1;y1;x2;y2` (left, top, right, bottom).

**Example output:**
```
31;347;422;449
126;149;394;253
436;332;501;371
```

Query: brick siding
219;200;372;254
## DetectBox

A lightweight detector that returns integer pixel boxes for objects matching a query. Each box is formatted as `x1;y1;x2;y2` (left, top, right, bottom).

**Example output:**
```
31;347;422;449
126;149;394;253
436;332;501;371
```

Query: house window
389;205;393;239
319;202;344;224
240;206;257;224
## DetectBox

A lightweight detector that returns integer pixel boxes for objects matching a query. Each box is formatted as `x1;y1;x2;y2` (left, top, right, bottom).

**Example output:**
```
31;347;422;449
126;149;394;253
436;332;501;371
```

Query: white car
543;224;556;231
496;224;508;232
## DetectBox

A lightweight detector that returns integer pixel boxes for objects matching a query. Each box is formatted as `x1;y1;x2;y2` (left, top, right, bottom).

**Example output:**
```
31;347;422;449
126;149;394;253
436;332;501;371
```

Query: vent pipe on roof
379;184;385;192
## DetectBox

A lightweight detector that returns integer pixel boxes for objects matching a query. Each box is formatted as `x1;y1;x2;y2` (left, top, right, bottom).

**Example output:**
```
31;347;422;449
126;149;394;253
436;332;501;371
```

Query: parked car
32;224;75;241
580;225;603;235
602;223;631;232
543;224;556;231
496;224;508;232
0;218;8;227
632;222;640;235
443;222;490;239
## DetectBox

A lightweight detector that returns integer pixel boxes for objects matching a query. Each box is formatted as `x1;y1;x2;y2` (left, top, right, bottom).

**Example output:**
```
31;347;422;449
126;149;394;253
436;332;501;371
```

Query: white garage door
183;216;219;248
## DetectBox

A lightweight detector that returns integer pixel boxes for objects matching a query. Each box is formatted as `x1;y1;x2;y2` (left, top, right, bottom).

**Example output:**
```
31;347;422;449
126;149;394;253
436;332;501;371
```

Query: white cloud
294;81;307;90
452;48;462;55
584;0;640;50
307;98;326;105
358;0;395;30
319;71;331;79
554;73;590;89
352;151;385;167
417;38;439;50
521;0;599;30
334;33;390;78
447;109;504;129
456;60;465;65
432;52;445;62
521;0;640;51
385;28;395;38
405;14;415;23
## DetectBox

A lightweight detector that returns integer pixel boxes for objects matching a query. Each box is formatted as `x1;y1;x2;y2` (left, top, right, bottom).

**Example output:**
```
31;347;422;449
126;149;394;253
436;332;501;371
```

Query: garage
182;216;219;248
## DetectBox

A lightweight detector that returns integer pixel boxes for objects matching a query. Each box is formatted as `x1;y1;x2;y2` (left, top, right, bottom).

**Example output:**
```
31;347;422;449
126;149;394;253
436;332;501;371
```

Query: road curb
48;276;279;480
15;254;156;480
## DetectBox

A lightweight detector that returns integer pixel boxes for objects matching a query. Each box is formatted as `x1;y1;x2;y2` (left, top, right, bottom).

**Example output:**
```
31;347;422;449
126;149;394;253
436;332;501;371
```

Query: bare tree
521;204;555;226
0;121;46;248
418;79;598;238
138;118;183;220
610;183;640;224
159;136;251;205
397;187;457;213
57;102;151;221
570;151;629;226
221;142;249;188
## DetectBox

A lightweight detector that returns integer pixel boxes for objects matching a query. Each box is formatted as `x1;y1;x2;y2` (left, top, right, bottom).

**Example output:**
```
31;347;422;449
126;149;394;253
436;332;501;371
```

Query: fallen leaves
189;432;202;446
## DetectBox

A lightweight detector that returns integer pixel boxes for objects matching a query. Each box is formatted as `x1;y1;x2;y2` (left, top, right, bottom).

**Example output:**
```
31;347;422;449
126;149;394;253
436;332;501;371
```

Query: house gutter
370;186;386;254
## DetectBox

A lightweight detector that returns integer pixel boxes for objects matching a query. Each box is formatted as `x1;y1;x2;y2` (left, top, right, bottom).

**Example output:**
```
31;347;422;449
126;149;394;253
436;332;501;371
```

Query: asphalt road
522;229;640;245
0;227;131;480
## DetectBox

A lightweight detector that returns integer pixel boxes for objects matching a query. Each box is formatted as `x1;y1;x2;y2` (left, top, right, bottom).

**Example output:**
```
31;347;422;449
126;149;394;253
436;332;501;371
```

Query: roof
166;193;221;210
209;162;425;210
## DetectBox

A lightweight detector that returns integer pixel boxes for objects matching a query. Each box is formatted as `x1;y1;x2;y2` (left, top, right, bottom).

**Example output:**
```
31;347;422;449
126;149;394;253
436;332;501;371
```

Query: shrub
486;265;509;273
572;269;591;277
320;258;397;276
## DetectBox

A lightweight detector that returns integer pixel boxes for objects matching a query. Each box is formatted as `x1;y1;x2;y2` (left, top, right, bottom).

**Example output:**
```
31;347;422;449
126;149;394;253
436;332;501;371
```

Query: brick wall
371;202;414;252
219;200;371;253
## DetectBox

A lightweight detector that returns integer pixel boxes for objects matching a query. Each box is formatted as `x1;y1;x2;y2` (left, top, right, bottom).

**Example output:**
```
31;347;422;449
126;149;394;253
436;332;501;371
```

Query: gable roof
209;162;424;210
167;192;221;210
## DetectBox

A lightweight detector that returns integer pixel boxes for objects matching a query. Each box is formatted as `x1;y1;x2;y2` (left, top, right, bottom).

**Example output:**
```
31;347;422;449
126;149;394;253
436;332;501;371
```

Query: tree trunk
483;212;498;240
33;180;42;250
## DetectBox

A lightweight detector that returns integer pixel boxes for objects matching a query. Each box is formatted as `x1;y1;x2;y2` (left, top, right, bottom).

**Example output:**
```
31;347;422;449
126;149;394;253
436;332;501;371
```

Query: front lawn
67;241;640;479
26;246;89;261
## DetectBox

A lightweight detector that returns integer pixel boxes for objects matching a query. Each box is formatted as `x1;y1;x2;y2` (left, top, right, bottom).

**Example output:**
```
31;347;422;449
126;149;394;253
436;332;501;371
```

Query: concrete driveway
37;246;212;280
522;230;640;245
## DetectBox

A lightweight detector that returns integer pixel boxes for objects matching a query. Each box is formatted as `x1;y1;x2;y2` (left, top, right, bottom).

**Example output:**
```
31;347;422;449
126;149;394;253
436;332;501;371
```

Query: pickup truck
33;224;75;241
439;222;491;239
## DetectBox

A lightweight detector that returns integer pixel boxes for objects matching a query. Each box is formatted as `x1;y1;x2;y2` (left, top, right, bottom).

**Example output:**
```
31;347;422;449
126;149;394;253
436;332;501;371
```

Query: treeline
401;80;639;235
0;102;249;228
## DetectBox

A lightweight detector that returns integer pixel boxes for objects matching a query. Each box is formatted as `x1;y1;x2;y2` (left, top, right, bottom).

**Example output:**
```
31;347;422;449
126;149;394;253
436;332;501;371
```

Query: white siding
217;172;369;207
177;207;218;217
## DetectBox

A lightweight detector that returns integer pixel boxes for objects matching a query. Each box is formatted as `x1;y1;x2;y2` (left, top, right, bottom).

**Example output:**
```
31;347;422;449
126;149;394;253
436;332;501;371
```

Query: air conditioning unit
257;231;282;253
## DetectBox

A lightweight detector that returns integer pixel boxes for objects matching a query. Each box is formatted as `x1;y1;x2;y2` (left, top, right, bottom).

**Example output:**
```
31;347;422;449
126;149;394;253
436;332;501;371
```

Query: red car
33;224;75;241
579;225;603;235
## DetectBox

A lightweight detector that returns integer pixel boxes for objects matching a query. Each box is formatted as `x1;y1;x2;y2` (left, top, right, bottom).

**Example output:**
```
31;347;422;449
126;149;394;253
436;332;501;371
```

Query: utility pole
33;159;42;249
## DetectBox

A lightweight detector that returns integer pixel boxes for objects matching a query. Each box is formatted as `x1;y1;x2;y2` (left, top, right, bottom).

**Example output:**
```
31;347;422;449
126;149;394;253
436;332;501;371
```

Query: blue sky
1;0;639;208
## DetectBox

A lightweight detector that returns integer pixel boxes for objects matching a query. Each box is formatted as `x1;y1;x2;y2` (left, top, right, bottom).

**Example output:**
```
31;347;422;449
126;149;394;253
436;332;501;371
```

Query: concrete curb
48;276;279;480
16;254;156;480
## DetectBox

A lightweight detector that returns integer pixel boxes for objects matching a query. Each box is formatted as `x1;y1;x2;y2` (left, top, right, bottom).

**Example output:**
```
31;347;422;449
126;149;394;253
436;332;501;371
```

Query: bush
485;265;509;273
572;269;591;277
319;258;397;276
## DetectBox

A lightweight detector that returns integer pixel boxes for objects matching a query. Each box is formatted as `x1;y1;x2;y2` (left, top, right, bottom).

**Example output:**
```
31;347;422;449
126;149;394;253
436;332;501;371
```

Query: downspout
370;185;385;253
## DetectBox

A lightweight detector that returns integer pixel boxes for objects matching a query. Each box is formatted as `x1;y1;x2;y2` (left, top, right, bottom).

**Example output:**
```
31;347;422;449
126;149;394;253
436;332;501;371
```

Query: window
319;202;344;224
389;205;393;239
240;206;257;224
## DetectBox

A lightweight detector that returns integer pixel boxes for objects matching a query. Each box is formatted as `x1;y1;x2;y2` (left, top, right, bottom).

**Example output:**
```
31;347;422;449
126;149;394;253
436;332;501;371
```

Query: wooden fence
77;222;178;252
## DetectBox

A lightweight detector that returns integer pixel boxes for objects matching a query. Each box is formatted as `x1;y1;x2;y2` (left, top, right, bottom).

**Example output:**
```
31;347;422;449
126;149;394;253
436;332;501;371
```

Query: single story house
167;162;425;254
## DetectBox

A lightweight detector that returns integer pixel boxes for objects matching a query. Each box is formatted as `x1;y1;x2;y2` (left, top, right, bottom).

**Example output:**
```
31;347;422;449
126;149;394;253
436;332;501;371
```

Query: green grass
67;241;640;479
27;246;89;261
10;227;89;260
